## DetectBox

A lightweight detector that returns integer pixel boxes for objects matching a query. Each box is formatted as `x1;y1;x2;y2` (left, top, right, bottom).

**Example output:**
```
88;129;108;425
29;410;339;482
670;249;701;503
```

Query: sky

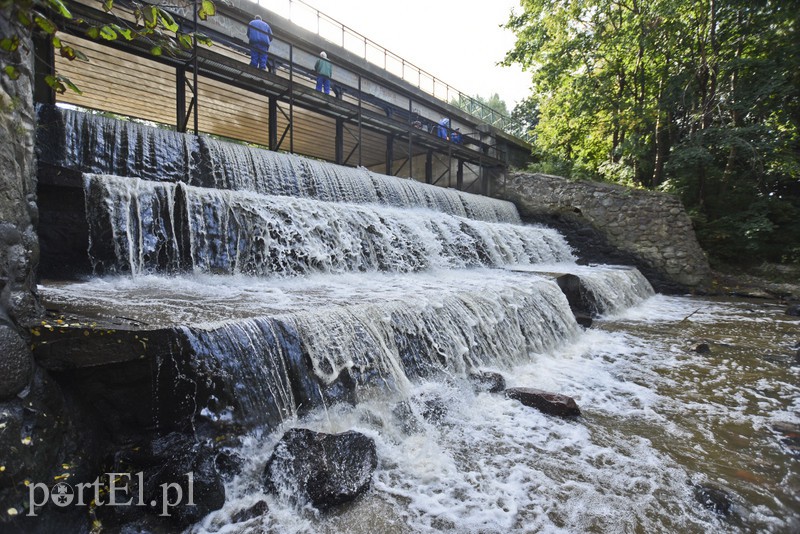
260;0;531;110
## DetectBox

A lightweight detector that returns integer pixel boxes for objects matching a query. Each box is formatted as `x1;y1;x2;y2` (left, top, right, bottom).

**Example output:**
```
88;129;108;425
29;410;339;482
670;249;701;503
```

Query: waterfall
83;174;574;277
39;105;655;435
31;106;797;534
41;106;520;223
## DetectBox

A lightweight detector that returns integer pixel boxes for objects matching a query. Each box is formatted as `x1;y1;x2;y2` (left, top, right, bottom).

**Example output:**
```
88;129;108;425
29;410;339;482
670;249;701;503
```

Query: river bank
708;263;800;302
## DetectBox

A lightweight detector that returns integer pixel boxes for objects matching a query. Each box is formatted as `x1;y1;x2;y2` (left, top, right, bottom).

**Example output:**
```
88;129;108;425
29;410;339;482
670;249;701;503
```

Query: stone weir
27;106;655;530
32;105;655;440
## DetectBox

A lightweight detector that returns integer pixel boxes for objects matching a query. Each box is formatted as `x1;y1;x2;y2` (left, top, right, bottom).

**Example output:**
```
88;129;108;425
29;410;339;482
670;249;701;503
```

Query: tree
504;0;800;264
450;92;510;127
0;0;215;93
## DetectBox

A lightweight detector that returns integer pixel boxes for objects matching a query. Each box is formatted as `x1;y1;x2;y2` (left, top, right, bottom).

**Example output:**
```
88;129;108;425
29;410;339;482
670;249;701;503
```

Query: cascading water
34;106;798;533
82;174;573;277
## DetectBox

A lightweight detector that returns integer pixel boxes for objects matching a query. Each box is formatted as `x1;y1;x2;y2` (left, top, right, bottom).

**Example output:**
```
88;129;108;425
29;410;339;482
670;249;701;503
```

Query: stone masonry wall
0;13;39;400
499;172;711;293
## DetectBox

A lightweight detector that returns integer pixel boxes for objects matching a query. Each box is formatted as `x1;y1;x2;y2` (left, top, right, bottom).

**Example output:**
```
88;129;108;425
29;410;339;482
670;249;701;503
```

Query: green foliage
450;92;510;126
505;0;800;265
0;0;216;93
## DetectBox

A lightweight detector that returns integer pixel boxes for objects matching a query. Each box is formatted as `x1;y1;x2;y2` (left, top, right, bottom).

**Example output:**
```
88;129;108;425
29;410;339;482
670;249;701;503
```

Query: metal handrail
251;0;522;136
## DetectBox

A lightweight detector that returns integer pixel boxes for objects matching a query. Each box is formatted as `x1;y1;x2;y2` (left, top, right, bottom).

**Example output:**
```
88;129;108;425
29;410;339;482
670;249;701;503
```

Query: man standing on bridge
247;15;273;71
314;51;333;95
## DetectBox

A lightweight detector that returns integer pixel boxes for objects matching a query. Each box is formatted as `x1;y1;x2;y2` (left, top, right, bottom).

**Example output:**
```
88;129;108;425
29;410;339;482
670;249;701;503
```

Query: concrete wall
499;172;712;293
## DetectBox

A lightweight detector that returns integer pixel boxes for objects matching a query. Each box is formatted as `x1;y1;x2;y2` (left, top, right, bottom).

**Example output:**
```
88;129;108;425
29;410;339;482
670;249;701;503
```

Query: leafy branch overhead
0;0;215;93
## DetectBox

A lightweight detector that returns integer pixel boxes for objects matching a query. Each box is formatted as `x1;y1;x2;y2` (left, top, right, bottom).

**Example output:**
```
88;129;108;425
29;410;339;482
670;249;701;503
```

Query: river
188;294;799;534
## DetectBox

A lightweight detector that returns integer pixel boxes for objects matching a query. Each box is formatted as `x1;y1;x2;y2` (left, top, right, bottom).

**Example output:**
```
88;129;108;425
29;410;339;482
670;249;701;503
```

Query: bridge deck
42;0;532;192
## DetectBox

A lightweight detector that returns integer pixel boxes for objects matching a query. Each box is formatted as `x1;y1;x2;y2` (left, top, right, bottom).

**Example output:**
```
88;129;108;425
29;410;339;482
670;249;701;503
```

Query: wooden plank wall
55;37;439;177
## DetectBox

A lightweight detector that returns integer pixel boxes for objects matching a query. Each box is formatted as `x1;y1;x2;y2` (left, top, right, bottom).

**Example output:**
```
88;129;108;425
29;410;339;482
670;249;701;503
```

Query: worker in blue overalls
437;117;450;139
247;15;273;71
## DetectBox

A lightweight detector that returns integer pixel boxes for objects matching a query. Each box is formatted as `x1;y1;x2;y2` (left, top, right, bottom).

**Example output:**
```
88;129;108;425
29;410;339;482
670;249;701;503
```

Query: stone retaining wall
0;14;38;399
499;172;711;293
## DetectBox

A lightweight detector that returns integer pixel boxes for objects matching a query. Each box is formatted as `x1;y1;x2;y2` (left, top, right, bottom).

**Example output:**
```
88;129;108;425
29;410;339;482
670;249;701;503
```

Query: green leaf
198;0;215;21
0;36;20;52
150;45;162;56
85;26;99;39
196;34;213;47
177;33;193;49
33;14;58;35
17;10;32;27
142;5;157;29
112;25;133;40
74;49;88;61
59;75;82;94
4;65;20;80
44;74;66;93
51;35;61;48
99;25;117;40
102;0;113;12
47;0;73;19
157;8;179;32
59;45;75;59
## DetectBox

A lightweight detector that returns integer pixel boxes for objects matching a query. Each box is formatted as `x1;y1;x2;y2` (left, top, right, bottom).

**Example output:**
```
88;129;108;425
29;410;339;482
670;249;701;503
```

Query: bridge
34;0;533;194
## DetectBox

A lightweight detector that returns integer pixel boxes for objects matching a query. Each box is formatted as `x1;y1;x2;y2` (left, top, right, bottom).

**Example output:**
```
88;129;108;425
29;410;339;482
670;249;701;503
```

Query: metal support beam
457;159;464;190
289;45;294;154
425;150;433;184
357;75;363;167
269;97;278;150
32;33;55;105
176;66;186;132
192;0;199;134
386;134;394;175
407;98;413;179
336;118;344;165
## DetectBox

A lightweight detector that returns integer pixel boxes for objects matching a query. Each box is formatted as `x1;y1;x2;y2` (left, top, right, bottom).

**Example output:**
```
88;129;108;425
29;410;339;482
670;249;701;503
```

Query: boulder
263;428;377;510
505;387;581;417
100;432;226;528
773;422;800;458
420;396;448;423
694;343;711;354
468;371;506;393
555;274;601;317
785;304;800;317
693;483;734;518
391;401;424;434
231;499;269;523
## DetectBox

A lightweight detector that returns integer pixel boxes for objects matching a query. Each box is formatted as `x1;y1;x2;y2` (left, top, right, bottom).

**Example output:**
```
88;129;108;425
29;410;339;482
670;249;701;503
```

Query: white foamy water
191;294;799;534
51;107;520;223
82;175;572;277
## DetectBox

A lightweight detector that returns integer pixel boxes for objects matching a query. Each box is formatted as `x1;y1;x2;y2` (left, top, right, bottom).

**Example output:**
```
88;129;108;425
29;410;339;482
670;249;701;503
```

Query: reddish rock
505;387;581;417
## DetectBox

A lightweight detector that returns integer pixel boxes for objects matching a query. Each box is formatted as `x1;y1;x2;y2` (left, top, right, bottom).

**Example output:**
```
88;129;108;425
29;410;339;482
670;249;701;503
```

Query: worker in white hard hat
314;51;333;95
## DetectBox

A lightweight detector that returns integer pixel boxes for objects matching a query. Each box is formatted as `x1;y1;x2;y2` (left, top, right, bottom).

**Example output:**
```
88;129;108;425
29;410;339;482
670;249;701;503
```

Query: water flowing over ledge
38;105;519;223
83;174;573;277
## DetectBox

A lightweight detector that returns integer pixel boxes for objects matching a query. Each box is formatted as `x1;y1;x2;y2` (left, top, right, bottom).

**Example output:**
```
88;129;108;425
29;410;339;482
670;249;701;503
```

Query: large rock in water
263;428;377;510
506;387;582;417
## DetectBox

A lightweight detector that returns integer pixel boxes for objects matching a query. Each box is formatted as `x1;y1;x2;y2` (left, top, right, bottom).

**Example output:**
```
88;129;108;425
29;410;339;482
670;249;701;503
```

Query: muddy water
194;295;799;534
